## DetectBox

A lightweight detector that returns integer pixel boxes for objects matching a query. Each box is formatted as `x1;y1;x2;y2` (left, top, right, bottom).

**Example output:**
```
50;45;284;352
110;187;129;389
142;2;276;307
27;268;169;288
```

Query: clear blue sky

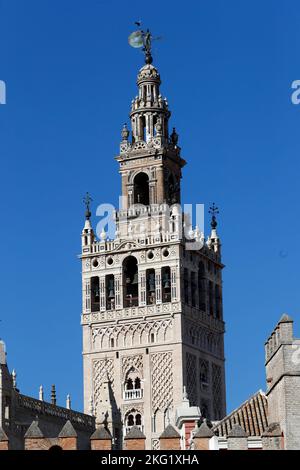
0;0;299;415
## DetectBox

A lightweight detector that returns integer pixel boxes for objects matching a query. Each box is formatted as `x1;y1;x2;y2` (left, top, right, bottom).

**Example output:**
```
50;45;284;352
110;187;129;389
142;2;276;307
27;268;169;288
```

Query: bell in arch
148;273;155;292
132;272;139;285
107;278;115;298
163;273;170;289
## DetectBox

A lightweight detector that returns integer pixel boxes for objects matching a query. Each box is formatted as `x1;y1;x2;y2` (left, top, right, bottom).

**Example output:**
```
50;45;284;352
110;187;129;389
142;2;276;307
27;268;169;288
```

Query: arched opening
184;268;189;304
209;281;214;316
146;269;156;305
135;414;142;426
125;410;143;434
127;414;134;427
124;368;143;400
215;285;222;319
164;407;171;429
162;267;171;303
49;445;63;452
134;172;149;206
191;271;196;307
134;377;141;389
200;401;210;420
200;361;209;390
167;174;179;204
91;276;100;312
138;115;146;141
126;378;134;390
123;256;138;307
106;274;115;310
198;262;206;312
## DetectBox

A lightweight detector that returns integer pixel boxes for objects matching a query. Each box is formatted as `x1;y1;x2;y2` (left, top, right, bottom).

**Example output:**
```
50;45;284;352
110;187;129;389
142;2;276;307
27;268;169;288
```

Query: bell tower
81;35;226;450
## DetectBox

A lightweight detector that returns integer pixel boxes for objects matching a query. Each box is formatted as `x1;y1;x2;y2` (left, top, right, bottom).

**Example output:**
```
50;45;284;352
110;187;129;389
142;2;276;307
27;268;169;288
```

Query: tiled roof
124;426;146;440
213;390;268;437
24;421;44;438
58;420;77;438
0;427;8;441
160;424;180;439
90;427;112;440
194;421;214;438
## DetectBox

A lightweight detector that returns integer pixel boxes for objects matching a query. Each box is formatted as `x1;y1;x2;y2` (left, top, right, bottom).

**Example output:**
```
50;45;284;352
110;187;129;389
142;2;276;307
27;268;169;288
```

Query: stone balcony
123;389;143;401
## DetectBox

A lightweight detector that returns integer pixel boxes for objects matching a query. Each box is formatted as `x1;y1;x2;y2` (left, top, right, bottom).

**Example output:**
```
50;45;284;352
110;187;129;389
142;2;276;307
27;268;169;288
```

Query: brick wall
25;438;50;450
159;437;181;450
193;437;210;450
125;438;146;450
91;439;112;450
59;437;77;450
0;441;9;451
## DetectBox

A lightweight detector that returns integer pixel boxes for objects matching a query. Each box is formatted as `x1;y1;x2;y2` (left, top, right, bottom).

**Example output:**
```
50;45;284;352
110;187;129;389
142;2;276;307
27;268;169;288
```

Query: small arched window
135;377;141;389
126;378;133;390
127;414;134;426
135;414;142;426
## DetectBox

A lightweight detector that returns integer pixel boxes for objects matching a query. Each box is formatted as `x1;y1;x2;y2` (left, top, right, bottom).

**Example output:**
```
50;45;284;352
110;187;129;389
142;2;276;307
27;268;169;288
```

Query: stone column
84;279;91;313
115;274;122;310
139;270;146;306
171;267;177;302
100;276;106;312
156;167;165;204
155;269;162;304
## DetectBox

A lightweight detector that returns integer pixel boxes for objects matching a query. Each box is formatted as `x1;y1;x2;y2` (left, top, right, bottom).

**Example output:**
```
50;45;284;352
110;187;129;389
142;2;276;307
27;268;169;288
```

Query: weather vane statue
128;22;161;64
209;203;219;230
83;192;93;220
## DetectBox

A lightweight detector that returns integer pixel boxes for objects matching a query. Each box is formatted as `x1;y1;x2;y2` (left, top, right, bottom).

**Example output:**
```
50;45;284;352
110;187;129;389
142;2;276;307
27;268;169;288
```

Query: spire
89;395;94;416
51;384;56;405
82;192;95;247
11;369;17;389
39;385;44;401
183;385;189;403
24;421;44;439
58;420;77;438
83;192;92;222
66;394;71;410
0;340;6;365
209;203;219;231
208;203;221;253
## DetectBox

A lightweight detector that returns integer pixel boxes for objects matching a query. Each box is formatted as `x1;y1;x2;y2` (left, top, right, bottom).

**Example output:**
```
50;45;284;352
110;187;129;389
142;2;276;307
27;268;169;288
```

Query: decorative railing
85;232;179;255
17;394;95;429
116;204;171;220
82;301;180;324
123;389;143;400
